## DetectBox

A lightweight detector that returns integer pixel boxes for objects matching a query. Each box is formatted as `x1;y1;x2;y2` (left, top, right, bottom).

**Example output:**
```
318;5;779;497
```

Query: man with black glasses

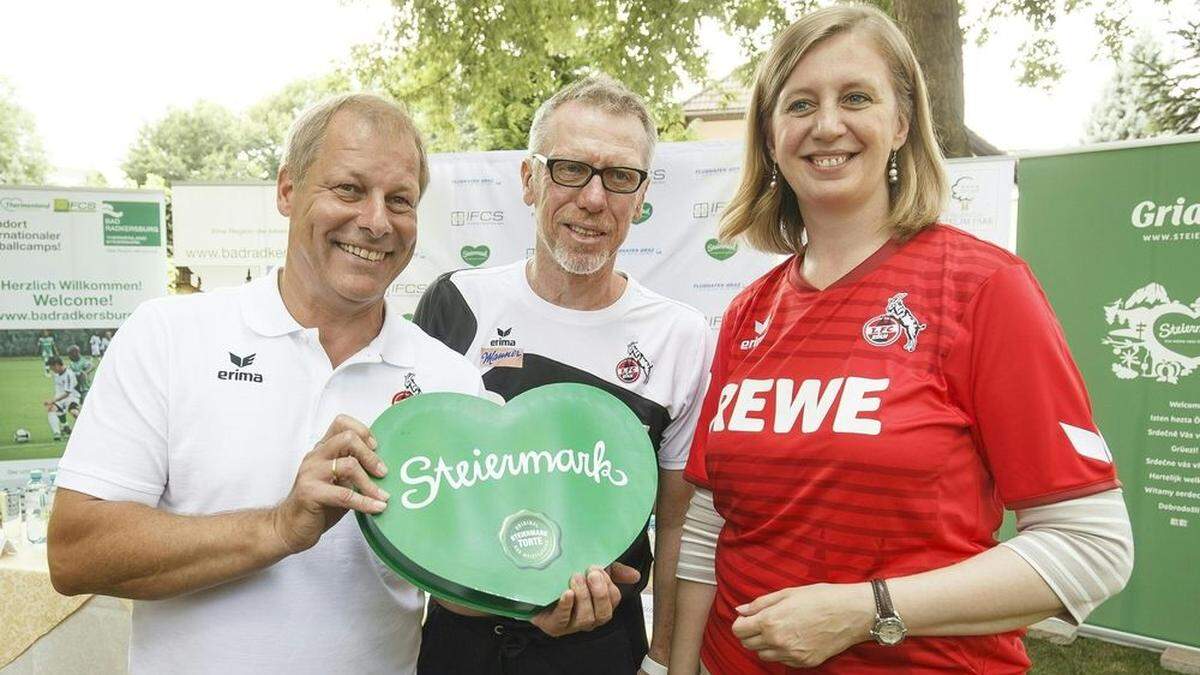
414;75;712;675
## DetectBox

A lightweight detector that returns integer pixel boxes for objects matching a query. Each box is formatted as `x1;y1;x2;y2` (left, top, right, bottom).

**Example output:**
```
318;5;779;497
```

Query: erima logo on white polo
740;315;771;351
217;352;263;383
1059;422;1113;463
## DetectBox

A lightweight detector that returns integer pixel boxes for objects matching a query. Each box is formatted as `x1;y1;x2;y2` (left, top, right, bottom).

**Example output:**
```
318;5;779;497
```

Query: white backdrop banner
172;183;288;267
943;156;1017;249
172;141;1014;325
0;187;167;329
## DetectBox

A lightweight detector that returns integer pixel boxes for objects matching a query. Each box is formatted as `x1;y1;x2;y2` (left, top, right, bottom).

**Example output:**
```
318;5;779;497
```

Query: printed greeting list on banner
1017;138;1200;650
0;189;167;328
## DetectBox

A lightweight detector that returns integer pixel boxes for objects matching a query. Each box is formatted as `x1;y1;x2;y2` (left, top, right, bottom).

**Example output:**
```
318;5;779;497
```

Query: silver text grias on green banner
1131;198;1200;228
397;441;629;509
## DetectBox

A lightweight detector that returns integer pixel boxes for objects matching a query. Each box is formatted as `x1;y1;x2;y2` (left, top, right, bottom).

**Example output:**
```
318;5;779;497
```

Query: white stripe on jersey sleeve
1059;422;1113;463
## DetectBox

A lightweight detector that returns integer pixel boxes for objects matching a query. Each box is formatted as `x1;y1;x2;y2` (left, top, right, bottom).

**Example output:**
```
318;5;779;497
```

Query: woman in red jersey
669;5;1133;674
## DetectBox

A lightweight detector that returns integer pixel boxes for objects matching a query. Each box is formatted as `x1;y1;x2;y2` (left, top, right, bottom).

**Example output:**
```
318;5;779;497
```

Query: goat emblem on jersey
863;292;926;352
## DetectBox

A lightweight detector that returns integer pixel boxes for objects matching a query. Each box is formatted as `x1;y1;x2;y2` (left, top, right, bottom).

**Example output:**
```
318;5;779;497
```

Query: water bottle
47;471;57;512
24;470;49;544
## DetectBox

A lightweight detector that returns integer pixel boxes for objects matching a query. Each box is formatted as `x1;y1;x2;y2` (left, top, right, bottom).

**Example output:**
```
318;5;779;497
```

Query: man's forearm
648;522;683;659
648;468;692;663
49;489;290;600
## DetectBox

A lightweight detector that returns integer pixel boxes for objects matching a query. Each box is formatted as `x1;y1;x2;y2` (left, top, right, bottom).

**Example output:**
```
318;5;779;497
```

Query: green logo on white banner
634;202;653;224
102;201;161;247
705;238;737;261
461;245;490;266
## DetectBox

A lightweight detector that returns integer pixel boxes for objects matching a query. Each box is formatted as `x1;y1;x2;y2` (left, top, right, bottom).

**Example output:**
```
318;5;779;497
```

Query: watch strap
871;578;897;618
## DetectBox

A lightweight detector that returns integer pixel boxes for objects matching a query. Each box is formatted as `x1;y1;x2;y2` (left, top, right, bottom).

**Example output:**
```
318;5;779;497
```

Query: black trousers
417;596;648;675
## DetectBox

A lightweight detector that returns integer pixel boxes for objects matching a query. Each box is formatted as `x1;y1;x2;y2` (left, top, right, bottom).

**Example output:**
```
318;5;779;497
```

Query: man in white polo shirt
48;94;484;674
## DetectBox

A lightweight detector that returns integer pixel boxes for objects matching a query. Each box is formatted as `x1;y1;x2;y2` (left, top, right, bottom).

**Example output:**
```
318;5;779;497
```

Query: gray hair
527;75;658;164
282;93;429;197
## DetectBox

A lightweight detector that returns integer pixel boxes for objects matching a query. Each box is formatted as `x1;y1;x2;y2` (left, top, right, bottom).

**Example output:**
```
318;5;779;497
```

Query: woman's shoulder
909;223;1026;277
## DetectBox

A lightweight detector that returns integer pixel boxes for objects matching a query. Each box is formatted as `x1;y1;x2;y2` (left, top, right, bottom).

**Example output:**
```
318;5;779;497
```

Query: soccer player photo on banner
0;187;166;462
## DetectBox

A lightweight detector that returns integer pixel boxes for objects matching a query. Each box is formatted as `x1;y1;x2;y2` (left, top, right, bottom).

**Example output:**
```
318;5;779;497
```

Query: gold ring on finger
331;457;339;483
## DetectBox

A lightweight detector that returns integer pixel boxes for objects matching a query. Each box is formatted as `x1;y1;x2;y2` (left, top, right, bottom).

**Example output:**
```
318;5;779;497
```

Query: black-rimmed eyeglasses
531;154;648;194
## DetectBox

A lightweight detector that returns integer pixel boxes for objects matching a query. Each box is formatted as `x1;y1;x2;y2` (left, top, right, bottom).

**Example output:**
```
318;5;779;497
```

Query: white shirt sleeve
55;302;171;506
677;488;721;585
656;319;716;470
1001;488;1134;624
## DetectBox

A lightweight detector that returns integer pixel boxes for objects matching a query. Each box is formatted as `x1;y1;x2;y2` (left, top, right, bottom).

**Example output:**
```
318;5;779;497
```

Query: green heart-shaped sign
358;383;657;618
461;245;490;266
634;202;653;224
705;238;738;261
1152;311;1200;359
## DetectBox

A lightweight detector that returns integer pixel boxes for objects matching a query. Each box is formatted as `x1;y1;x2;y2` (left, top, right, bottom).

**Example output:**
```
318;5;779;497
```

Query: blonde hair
720;4;948;254
283;93;430;198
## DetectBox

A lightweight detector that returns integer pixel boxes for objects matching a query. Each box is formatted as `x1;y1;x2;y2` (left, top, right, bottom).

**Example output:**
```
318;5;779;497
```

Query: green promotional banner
359;383;658;619
1016;138;1200;649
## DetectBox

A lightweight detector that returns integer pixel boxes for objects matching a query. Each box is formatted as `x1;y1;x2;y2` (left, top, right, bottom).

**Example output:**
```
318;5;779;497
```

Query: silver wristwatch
869;579;908;646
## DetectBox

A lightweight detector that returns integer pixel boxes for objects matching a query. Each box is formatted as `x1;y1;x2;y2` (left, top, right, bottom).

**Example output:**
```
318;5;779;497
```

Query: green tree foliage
1086;23;1200;143
354;0;1166;157
352;0;820;152
122;100;262;186
1134;21;1200;136
122;74;353;188
242;72;354;179
970;0;1167;88
0;79;50;185
1086;37;1163;143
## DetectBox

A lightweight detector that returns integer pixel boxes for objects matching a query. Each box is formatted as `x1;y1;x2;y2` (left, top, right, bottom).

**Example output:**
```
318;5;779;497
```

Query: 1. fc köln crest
863;292;926;352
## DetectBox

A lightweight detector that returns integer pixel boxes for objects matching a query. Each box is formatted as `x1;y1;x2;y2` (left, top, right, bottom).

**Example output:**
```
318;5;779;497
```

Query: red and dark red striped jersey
685;224;1120;674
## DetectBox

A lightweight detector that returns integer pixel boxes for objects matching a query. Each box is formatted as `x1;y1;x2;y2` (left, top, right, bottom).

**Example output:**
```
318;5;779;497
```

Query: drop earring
769;162;778;189
887;150;899;186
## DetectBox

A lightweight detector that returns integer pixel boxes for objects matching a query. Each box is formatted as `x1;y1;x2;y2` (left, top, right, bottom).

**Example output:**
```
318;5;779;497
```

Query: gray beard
540;229;612;276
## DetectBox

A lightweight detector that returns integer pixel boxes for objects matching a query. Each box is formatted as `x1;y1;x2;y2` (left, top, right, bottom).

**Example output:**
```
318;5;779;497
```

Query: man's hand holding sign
272;414;391;555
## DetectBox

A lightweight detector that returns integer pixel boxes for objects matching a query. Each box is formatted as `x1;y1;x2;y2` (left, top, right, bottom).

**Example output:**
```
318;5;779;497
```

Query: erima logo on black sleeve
218;352;263;383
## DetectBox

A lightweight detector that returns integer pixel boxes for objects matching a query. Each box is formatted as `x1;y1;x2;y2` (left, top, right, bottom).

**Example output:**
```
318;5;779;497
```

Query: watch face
874;617;907;645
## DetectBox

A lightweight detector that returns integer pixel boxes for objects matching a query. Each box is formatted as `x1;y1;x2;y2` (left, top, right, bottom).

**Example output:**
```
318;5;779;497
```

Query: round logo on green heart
705;238;738;261
499;510;561;569
633;202;653;224
461;245;490;266
1152;311;1200;359
358;383;657;619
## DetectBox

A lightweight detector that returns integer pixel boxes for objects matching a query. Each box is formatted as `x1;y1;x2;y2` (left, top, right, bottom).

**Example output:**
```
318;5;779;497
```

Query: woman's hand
731;582;875;668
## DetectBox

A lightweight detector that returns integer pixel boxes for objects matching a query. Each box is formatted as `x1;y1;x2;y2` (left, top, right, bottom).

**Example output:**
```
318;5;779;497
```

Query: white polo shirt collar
240;268;416;367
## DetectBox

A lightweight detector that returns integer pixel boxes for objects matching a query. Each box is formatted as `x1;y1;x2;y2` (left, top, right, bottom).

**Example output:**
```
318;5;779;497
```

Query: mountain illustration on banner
1102;282;1200;384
